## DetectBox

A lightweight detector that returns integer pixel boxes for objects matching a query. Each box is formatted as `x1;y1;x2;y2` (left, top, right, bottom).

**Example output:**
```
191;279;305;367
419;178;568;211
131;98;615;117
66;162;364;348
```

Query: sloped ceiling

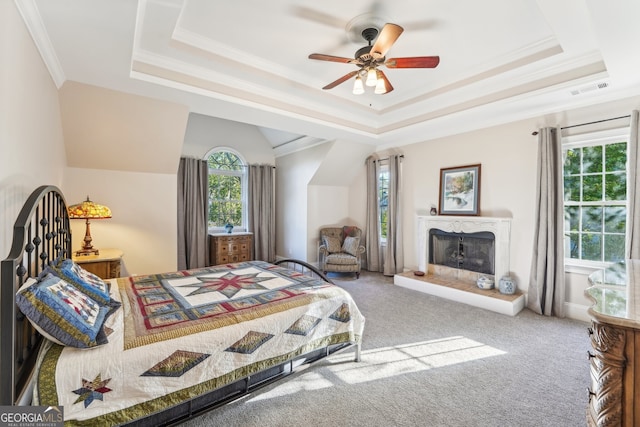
59;81;189;173
18;0;640;154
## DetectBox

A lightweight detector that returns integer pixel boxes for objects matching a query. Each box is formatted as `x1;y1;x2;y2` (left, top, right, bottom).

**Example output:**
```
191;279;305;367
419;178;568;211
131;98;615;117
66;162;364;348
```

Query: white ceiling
17;0;640;153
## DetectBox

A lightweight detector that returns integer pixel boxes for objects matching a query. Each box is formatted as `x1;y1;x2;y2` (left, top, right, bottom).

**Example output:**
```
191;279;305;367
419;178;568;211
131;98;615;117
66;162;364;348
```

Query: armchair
318;226;366;278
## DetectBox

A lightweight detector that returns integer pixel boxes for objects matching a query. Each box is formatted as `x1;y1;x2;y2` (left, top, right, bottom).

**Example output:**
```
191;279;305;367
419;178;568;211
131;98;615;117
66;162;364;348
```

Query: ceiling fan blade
322;71;359;90
309;53;355;64
377;70;394;94
385;56;440;68
370;23;403;59
290;6;347;29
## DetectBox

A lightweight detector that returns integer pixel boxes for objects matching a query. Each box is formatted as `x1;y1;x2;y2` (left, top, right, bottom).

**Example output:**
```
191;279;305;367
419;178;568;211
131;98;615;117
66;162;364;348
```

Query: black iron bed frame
0;185;361;426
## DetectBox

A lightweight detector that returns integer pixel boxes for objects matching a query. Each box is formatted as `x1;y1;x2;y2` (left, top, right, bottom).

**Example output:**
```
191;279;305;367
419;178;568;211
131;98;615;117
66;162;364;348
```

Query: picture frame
438;164;481;216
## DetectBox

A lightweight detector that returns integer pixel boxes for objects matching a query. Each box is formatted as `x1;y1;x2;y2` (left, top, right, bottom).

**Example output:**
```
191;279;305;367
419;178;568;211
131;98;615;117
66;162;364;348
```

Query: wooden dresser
585;260;640;427
209;232;253;266
72;248;123;279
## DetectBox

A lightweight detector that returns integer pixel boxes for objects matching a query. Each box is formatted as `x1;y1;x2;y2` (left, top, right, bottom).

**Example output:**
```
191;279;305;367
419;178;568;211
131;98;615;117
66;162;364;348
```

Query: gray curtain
627;110;640;258
365;155;382;272
248;164;276;262
177;157;209;270
527;127;565;317
383;154;404;276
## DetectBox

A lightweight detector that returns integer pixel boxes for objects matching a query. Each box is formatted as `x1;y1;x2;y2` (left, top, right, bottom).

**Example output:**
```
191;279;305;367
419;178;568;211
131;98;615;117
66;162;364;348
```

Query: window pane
564;148;580;175
582;175;602;201
604;234;625;262
582;207;602;232
564;206;579;231
605;172;626;201
567;232;579;259
208;152;242;171
379;170;389;240
581;233;602;261
563;176;580;202
605;142;627;172
582;145;602;173
604;206;626;233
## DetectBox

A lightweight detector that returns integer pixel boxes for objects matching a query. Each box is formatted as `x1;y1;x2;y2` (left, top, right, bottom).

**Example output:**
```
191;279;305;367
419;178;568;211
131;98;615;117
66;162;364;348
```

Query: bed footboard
274;258;362;363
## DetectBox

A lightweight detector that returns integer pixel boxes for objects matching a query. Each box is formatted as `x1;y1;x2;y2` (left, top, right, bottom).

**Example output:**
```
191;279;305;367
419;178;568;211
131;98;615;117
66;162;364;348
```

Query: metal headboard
0;185;71;405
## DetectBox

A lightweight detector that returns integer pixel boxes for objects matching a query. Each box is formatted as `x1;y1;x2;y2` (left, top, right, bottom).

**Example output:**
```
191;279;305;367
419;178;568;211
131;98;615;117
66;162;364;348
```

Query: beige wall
0;1;66;260
400;118;539;295
64;168;177;276
275;144;326;259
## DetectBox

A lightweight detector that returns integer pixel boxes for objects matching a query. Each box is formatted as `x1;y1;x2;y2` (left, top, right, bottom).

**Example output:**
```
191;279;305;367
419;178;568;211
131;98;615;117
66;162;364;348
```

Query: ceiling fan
308;23;440;95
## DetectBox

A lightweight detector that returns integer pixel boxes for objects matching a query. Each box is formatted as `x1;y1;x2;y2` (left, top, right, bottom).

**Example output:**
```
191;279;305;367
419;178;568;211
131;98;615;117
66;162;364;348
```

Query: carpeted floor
183;271;592;427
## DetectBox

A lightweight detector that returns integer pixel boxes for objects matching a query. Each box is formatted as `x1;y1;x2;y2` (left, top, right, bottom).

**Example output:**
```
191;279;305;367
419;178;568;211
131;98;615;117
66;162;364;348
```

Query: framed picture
438;164;481;216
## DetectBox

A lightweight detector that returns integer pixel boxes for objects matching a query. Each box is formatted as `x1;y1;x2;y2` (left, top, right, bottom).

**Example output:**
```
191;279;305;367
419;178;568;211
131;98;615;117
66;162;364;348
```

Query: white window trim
204;146;248;233
562;126;630;272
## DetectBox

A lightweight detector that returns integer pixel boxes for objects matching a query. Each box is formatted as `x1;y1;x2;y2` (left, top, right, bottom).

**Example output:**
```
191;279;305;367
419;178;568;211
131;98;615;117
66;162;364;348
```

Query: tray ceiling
19;0;640;152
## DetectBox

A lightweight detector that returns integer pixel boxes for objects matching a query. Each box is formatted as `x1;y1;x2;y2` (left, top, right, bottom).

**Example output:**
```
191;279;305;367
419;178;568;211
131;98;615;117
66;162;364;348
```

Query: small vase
224;224;234;234
498;276;516;295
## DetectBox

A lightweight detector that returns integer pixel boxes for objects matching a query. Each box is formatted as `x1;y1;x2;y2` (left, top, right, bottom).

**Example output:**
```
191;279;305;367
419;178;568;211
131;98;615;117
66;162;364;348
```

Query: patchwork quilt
33;261;365;426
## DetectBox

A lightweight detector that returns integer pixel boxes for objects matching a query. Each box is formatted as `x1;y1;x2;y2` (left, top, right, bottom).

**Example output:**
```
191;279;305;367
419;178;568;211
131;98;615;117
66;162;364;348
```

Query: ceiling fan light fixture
366;67;377;86
353;75;365;95
374;74;386;94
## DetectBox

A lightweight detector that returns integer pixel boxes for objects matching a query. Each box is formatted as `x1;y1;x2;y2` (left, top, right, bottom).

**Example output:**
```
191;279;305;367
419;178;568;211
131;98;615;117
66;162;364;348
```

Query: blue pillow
16;274;119;348
47;259;111;305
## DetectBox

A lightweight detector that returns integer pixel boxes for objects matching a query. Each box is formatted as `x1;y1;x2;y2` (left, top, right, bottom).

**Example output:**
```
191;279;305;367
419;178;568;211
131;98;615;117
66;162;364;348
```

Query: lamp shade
68;197;112;219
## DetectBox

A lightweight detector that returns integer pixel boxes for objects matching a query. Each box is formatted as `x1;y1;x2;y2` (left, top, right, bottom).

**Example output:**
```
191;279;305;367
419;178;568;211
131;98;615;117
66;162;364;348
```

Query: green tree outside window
207;150;245;228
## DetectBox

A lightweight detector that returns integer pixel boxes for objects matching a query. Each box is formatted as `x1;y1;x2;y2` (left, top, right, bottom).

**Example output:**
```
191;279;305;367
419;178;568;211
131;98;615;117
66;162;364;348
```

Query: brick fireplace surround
394;216;525;316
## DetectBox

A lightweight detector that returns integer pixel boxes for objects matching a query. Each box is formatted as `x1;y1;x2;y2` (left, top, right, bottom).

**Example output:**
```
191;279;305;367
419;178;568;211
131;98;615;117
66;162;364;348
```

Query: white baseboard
564;302;591;323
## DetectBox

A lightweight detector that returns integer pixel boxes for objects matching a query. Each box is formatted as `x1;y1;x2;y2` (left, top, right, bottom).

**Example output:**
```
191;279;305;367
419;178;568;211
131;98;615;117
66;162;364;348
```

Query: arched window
205;148;247;231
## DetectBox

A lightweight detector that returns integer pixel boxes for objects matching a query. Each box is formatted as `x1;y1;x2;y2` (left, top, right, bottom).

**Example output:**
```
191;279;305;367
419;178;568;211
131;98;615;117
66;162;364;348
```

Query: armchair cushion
342;236;360;257
326;253;359;265
322;235;342;254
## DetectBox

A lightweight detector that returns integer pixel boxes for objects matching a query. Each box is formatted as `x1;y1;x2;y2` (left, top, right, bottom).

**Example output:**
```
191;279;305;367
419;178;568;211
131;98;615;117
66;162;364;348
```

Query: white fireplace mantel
417;216;512;280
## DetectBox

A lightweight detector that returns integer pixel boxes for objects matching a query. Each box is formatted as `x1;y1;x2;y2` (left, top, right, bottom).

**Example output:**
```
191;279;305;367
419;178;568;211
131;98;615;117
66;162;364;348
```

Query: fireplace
395;215;522;316
417;216;511;281
429;229;495;275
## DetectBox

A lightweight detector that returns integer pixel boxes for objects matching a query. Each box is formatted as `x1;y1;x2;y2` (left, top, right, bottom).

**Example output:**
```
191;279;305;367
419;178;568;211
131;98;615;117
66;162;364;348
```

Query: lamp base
75;248;100;257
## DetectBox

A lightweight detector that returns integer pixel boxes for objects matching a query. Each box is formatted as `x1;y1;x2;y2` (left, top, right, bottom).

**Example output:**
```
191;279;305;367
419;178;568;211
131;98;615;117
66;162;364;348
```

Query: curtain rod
531;114;631;135
375;155;405;162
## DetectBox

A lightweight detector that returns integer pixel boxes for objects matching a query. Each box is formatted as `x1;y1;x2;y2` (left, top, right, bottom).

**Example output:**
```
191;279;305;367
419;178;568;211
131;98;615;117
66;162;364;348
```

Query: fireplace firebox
416;216;511;283
429;229;495;275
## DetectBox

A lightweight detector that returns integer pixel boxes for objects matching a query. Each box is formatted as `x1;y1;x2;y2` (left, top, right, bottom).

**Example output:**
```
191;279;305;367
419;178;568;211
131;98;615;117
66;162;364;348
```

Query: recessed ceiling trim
381;39;564;115
131;59;380;137
376;63;609;134
131;48;382;124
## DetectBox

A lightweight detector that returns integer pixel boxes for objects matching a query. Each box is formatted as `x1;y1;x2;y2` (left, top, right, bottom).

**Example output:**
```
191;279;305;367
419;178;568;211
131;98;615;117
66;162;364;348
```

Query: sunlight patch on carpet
248;336;505;401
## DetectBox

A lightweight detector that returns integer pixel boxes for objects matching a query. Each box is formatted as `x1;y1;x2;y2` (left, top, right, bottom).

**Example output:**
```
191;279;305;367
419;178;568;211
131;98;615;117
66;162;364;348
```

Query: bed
1;185;364;426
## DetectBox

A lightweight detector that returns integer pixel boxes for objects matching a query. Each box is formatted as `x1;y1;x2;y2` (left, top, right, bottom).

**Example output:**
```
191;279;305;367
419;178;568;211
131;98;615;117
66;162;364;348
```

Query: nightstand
209;233;253;265
72;248;123;279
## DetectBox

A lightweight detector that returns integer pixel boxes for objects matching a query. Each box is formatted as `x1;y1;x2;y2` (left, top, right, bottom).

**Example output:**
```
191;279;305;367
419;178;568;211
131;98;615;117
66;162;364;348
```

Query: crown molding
15;0;66;88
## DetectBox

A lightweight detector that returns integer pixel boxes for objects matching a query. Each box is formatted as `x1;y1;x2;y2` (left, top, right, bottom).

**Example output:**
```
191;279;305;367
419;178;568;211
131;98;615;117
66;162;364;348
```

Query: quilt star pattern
120;261;332;349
